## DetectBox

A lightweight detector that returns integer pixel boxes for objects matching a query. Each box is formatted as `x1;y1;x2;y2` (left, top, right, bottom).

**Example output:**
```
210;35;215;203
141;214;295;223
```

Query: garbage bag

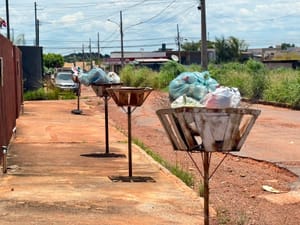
201;86;241;108
169;71;219;101
107;71;121;83
171;95;203;108
77;68;108;86
87;68;109;84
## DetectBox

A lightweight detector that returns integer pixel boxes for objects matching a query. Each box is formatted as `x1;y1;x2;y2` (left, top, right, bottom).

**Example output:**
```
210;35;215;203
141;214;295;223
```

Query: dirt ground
89;89;300;225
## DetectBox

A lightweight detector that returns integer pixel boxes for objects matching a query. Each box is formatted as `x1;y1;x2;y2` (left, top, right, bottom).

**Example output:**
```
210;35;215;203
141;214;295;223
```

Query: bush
119;60;299;108
158;61;186;88
209;62;253;98
263;69;300;108
24;88;76;101
246;59;268;100
120;65;158;88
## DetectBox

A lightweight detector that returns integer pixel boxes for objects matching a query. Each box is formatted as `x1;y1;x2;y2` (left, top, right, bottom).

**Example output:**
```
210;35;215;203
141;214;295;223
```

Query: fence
0;34;23;171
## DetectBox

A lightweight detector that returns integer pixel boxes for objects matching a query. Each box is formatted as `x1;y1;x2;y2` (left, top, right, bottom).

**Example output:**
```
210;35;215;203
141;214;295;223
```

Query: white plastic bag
107;71;121;83
171;95;203;108
201;87;241;108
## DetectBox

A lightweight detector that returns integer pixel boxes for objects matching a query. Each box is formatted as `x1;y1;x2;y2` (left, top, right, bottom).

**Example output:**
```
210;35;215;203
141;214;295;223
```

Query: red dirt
91;89;300;225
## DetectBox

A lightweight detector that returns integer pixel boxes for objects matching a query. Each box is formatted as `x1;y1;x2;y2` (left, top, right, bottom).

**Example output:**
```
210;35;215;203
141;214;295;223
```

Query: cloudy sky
1;0;299;55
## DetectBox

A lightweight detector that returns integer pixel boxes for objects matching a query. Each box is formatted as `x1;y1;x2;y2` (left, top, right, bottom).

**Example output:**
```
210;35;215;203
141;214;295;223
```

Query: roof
133;58;170;63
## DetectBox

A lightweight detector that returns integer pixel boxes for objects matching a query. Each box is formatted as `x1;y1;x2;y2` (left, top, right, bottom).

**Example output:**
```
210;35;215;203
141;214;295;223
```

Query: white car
54;71;79;91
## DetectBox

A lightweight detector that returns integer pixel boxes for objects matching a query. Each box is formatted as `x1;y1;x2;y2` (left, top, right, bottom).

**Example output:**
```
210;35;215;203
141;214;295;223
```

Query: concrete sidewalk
0;97;205;224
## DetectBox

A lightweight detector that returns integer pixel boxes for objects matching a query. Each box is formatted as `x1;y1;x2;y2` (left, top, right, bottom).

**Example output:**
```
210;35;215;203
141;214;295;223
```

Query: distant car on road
54;71;79;91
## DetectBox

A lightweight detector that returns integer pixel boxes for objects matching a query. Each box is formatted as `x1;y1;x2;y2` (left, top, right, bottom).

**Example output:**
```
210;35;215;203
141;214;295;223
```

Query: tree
43;53;64;68
215;36;248;63
215;36;231;63
181;41;200;51
281;43;295;50
228;36;248;61
181;40;215;51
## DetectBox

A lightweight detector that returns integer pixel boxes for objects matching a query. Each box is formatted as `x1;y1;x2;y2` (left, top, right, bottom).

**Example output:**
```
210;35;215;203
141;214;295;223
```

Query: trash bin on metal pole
91;83;122;155
156;107;261;225
106;87;153;182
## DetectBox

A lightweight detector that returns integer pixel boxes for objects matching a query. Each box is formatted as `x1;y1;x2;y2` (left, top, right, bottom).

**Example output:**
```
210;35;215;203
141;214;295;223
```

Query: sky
0;0;299;56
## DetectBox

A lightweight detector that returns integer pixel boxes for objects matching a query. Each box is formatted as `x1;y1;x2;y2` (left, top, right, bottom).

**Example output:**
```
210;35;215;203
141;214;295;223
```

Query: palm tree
215;36;248;63
215;36;231;63
228;36;248;61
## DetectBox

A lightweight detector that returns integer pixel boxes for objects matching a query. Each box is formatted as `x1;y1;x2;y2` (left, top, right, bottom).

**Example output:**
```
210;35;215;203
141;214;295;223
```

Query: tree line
43;36;297;73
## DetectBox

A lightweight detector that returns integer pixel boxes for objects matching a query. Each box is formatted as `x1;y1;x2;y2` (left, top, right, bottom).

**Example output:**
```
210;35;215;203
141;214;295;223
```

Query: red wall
0;34;23;152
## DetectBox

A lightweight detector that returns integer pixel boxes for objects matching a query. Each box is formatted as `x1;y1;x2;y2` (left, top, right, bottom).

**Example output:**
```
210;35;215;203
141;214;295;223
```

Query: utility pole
89;38;93;69
34;2;39;46
82;44;85;71
5;0;10;40
97;32;100;66
176;24;181;63
73;51;76;66
199;0;208;70
120;11;124;68
107;11;124;68
37;19;40;46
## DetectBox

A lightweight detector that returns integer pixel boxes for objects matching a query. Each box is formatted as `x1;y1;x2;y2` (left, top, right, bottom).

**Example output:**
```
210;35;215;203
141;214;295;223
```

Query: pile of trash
169;71;241;108
72;67;120;86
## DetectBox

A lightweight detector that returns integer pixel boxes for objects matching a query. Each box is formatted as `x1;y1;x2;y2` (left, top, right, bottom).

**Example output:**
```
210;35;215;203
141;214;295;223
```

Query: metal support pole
2;146;7;173
203;151;210;225
77;91;80;110
104;95;109;154
127;106;132;177
71;83;82;115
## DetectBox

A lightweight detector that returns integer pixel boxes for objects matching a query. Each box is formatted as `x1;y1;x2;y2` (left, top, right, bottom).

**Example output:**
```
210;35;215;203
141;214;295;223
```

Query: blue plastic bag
169;71;219;101
78;68;109;86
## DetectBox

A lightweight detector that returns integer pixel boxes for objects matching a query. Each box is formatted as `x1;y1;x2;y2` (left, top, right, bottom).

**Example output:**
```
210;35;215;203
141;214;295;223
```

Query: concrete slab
0;97;207;225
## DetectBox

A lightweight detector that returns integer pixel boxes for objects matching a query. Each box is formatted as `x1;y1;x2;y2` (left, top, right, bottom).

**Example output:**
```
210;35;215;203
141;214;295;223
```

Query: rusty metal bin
156;106;261;225
91;83;123;97
107;87;152;107
106;87;153;179
156;107;261;152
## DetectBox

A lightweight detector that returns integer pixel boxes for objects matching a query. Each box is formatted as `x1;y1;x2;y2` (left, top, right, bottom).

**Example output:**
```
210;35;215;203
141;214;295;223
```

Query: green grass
24;87;76;101
132;138;194;187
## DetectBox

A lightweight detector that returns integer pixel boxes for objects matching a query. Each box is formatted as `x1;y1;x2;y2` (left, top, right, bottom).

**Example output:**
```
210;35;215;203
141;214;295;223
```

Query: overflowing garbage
71;67;120;86
169;71;241;108
0;17;6;28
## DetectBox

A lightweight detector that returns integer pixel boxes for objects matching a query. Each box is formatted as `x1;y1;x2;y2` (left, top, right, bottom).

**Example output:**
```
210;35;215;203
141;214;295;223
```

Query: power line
125;0;177;29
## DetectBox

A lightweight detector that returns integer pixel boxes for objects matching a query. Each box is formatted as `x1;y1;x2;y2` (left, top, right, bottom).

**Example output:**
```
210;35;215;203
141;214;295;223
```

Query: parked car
54;71;79;91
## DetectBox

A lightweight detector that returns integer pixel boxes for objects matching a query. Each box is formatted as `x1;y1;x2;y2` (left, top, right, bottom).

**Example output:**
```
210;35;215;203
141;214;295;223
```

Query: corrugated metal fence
0;34;23;172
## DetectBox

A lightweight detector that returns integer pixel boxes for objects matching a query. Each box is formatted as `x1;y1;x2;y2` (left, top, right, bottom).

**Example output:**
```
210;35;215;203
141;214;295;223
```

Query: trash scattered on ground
262;185;281;193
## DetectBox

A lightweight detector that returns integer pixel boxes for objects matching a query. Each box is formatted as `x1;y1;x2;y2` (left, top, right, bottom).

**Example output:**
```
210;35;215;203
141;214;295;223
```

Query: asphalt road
233;103;300;188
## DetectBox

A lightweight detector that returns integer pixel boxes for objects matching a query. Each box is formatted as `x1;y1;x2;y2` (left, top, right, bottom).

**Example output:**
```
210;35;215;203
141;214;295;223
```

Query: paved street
234;103;300;185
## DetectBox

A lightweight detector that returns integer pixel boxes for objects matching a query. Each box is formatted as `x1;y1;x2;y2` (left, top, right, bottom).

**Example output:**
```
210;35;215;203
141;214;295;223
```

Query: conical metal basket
156;107;261;152
106;87;153;107
91;83;123;97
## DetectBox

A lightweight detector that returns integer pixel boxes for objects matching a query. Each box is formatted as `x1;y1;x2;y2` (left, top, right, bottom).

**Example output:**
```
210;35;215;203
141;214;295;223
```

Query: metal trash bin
106;87;153;179
156;106;261;225
91;83;123;155
156;107;261;152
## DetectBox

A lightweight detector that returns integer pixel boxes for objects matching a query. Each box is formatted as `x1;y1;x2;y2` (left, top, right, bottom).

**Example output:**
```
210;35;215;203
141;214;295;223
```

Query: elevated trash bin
91;83;123;155
156;106;261;225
